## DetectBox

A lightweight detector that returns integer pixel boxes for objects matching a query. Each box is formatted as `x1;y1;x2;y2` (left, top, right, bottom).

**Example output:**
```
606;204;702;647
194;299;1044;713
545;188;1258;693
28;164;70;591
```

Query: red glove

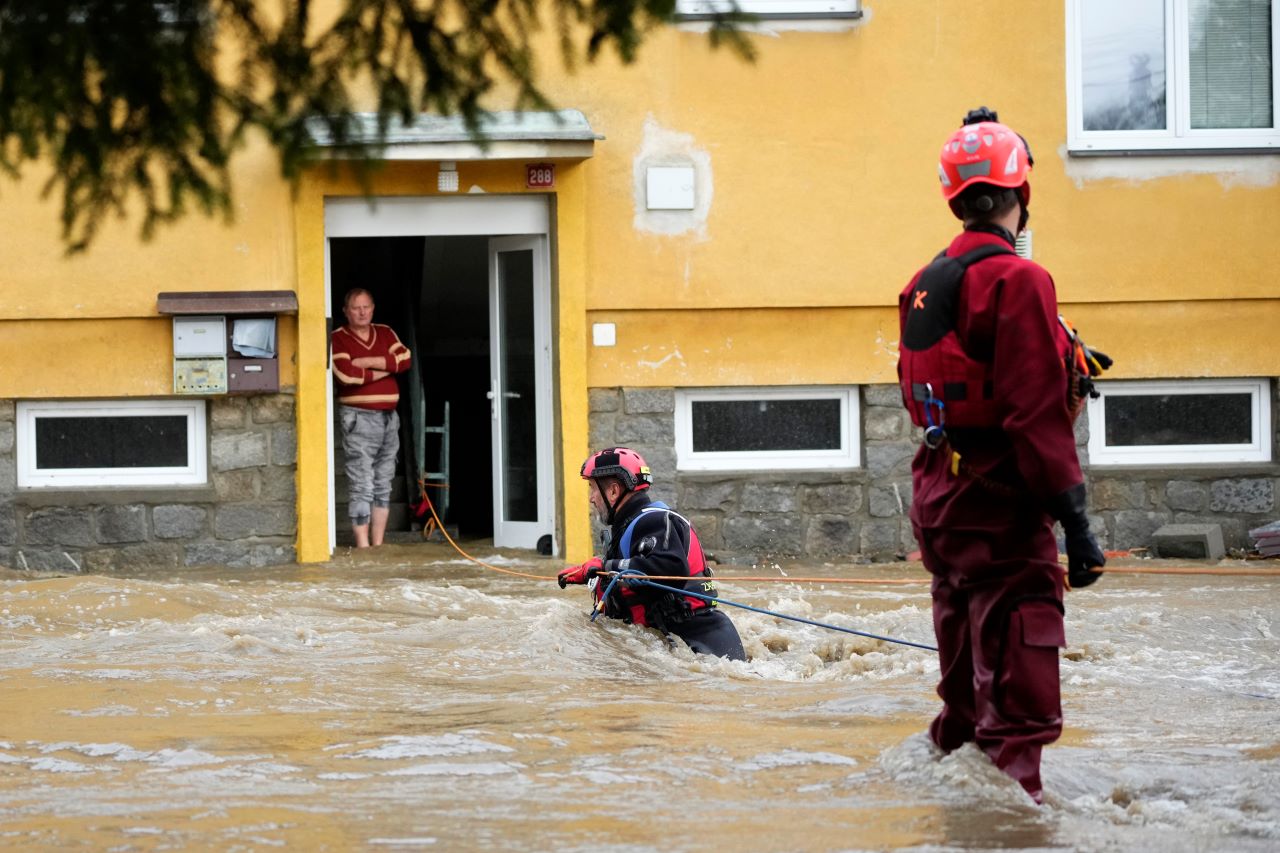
558;557;604;588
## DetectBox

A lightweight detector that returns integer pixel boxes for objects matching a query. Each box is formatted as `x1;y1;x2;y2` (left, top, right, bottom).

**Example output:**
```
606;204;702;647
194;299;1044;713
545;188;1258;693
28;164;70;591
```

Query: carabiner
922;382;947;449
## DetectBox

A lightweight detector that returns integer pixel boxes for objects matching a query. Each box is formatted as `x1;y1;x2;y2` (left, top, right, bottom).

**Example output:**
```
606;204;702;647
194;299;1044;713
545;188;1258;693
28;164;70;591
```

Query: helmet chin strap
596;480;628;525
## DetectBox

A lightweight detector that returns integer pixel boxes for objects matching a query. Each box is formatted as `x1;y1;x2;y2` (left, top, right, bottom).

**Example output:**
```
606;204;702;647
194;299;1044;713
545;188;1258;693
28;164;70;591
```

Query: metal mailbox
173;315;226;357
227;357;279;393
226;316;280;394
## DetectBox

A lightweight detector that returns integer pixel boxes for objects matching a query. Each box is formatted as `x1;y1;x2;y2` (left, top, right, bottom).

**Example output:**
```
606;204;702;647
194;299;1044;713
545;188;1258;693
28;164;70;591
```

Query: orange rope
1084;566;1279;577
422;496;550;581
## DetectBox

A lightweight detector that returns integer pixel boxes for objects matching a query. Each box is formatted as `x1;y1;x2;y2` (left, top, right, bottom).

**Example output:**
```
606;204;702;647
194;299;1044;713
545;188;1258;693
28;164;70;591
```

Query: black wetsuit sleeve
605;511;692;606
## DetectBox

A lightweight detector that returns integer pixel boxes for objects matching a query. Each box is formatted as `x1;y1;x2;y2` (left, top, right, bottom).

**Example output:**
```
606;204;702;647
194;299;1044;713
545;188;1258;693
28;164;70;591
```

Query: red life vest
593;502;715;628
900;245;1101;434
899;245;1015;430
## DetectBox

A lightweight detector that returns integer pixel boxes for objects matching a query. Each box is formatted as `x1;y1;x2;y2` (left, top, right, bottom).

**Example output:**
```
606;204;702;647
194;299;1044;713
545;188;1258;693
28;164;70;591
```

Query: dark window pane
498;250;538;522
35;416;189;469
692;399;841;452
1081;0;1168;130
1105;393;1252;446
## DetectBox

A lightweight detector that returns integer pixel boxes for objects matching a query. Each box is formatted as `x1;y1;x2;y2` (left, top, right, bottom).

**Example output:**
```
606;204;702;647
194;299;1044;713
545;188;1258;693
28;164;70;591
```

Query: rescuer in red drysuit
897;107;1108;804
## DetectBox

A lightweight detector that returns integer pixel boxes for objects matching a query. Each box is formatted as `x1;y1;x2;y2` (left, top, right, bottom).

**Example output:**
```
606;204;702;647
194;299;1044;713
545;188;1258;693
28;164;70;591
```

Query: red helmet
581;447;652;492
939;119;1032;215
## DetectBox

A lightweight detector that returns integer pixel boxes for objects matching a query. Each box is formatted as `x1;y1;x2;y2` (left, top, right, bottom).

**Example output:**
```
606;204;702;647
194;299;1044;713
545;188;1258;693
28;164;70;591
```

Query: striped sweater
331;323;412;410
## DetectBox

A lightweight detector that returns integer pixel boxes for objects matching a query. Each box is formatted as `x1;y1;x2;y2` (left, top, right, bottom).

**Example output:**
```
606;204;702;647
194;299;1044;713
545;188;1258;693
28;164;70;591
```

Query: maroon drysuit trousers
916;521;1066;803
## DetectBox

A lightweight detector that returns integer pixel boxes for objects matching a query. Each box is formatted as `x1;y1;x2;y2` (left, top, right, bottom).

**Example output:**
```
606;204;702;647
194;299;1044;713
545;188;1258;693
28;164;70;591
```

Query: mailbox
173;315;226;357
159;291;297;397
227;315;280;394
173;315;227;394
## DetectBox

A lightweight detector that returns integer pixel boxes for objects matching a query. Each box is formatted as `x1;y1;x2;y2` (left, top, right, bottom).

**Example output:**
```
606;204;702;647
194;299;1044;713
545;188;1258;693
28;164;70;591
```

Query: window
676;0;861;20
1086;379;1272;465
17;400;208;488
675;387;860;471
1067;0;1279;152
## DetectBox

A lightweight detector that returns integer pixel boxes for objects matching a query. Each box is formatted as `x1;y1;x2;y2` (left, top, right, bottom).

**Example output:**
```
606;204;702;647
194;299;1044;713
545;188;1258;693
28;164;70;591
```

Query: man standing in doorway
332;288;412;548
897;108;1106;803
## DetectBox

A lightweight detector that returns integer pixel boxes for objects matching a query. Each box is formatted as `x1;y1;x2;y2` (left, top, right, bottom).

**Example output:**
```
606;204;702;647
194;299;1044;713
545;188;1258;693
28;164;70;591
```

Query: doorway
324;195;557;554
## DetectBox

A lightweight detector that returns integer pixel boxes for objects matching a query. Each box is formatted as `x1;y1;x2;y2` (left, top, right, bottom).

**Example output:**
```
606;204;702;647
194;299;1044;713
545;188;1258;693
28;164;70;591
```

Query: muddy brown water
1;545;1277;851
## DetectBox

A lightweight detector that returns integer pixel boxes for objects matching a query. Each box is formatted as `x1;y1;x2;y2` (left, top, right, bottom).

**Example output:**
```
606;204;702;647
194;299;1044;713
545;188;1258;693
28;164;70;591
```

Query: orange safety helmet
938;109;1033;219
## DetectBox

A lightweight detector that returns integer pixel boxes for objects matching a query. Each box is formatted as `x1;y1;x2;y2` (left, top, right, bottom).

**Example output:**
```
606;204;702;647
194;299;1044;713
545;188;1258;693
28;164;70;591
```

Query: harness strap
911;380;995;402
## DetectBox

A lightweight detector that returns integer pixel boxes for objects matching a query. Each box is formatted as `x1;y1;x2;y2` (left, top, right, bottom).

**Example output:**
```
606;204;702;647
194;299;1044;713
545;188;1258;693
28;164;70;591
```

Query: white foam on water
1046;747;1280;843
574;769;658;785
879;733;1039;807
368;839;438;847
385;762;524;777
60;704;138;717
317;772;371;780
28;757;97;774
342;733;515;760
146;748;226;768
737;750;859;771
511;733;569;747
67;668;153;681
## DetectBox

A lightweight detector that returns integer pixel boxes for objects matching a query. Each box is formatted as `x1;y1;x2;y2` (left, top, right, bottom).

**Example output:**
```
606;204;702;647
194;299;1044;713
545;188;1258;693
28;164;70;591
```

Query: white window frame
677;0;860;19
1086;378;1272;465
16;399;208;488
675;386;860;472
1066;0;1280;153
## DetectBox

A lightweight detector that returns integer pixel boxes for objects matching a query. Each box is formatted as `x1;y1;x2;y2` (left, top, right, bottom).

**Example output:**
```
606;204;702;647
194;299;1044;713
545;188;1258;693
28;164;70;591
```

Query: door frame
488;235;555;550
321;195;555;554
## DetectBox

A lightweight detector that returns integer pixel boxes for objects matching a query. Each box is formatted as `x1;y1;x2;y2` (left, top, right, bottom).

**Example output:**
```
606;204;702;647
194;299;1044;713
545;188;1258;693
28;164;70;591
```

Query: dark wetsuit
899;228;1082;803
597;492;746;661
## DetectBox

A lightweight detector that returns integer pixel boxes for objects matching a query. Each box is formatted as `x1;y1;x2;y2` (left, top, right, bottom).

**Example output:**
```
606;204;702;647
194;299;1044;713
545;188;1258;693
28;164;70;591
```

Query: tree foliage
0;0;748;252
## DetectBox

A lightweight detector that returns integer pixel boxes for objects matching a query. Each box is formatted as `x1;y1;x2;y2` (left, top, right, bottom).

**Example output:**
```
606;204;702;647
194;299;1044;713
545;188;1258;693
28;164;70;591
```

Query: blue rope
590;572;624;623
598;570;937;652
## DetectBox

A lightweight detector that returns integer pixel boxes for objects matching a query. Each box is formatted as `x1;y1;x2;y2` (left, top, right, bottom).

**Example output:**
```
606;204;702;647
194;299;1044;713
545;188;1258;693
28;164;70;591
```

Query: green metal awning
304;109;601;160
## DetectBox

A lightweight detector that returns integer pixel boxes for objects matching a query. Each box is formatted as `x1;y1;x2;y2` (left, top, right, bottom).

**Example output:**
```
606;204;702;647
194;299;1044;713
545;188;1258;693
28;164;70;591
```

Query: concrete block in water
1151;523;1226;560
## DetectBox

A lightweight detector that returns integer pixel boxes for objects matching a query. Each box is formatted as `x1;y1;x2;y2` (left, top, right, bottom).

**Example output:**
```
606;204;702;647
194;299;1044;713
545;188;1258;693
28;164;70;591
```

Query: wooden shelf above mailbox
157;290;298;316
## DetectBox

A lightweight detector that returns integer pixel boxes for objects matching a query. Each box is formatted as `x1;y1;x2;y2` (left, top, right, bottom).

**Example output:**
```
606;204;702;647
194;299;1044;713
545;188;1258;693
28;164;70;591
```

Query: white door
488;236;555;550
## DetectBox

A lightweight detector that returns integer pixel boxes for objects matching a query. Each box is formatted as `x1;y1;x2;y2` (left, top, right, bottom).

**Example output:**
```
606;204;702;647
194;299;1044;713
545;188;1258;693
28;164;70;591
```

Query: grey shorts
340;406;399;522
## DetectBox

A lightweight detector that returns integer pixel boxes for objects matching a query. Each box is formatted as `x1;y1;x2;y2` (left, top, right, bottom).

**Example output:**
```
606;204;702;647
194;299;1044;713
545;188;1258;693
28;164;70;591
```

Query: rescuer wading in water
897;107;1111;803
558;447;746;661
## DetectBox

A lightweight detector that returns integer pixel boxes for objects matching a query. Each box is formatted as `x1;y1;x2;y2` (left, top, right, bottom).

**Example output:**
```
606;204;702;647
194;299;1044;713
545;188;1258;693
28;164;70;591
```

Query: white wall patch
633;116;713;238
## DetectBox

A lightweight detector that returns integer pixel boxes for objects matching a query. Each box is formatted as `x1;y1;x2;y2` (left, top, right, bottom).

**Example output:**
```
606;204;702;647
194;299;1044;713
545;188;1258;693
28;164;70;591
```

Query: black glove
1086;347;1113;374
1047;484;1105;589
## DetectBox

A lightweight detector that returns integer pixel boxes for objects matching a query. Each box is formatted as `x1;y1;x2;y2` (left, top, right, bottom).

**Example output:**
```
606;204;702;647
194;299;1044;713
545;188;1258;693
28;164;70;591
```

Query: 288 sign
526;163;555;189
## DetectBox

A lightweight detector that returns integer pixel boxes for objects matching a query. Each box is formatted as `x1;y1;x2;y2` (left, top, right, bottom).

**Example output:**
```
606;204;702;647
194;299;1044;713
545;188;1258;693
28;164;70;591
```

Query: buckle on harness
922;383;947;450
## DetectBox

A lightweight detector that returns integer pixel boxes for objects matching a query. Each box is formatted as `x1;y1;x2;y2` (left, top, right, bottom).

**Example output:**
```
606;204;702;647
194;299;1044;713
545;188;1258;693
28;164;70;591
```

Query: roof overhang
303;109;601;161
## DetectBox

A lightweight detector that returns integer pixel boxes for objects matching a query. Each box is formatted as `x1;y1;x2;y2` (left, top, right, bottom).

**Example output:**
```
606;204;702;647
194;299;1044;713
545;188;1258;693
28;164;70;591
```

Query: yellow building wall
534;1;1280;387
2;0;1277;565
0;135;301;397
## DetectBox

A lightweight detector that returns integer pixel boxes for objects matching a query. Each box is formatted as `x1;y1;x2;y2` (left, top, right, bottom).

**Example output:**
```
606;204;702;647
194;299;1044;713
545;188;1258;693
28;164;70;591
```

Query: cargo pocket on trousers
998;602;1065;725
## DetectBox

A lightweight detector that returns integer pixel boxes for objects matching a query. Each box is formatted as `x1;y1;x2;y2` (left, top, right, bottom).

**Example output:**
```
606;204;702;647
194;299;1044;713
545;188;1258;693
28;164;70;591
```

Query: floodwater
1;545;1277;852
